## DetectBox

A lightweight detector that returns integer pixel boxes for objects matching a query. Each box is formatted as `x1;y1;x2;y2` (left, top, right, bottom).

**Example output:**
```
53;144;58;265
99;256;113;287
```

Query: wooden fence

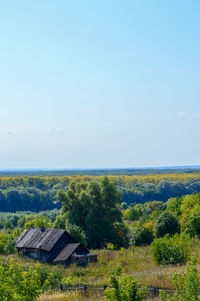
49;284;175;298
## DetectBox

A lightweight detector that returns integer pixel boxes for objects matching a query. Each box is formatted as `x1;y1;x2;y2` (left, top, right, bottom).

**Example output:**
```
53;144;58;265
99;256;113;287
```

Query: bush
166;197;183;216
111;265;122;276
24;215;52;230
3;236;16;254
0;260;42;301
151;234;190;265
104;275;146;301
160;258;200;300
123;207;142;221
0;259;61;301
154;212;180;238
186;213;200;238
0;233;16;254
0;232;8;253
129;227;153;246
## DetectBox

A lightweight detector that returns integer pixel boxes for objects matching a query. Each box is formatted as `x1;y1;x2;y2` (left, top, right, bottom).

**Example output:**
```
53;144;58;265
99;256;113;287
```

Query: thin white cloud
178;112;185;117
48;127;64;132
192;112;200;119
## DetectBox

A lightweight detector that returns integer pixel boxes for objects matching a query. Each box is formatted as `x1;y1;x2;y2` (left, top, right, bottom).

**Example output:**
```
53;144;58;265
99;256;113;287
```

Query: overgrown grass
1;241;200;298
38;290;103;301
38;291;160;301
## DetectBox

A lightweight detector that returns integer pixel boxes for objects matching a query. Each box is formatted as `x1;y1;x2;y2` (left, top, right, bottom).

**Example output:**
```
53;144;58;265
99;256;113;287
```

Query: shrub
0;259;61;301
154;212;180;238
186;213;200;238
0;233;16;254
160;258;200;300
111;265;122;276
0;260;41;301
104;275;146;301
166;197;183;216
3;236;16;254
151;234;190;265
123;207;142;221
24;215;52;230
129;227;153;246
0;232;9;254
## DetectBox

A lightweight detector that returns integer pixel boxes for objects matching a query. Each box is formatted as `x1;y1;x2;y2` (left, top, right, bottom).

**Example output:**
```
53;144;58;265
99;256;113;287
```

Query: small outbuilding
15;227;97;266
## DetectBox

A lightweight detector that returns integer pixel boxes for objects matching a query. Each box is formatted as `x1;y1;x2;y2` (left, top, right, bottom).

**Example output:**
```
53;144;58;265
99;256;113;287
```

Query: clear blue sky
0;1;200;169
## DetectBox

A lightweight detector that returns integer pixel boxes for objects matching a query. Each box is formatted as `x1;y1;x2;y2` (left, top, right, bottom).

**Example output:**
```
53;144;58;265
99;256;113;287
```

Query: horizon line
0;165;200;171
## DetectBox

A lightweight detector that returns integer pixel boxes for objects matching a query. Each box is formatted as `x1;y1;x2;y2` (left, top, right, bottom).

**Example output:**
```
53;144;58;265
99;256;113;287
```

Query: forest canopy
1;174;200;212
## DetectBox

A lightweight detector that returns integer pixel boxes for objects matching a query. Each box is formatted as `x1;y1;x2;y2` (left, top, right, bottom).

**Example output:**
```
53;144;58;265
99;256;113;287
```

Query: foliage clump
129;227;153;246
151;234;190;265
104;275;146;301
0;232;16;254
154;212;180;238
57;177;128;249
123;206;142;221
160;258;200;301
185;212;200;238
66;223;87;247
166;197;183;216
0;259;58;301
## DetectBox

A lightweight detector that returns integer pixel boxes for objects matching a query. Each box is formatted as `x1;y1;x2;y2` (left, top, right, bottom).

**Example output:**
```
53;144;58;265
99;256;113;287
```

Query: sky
0;0;200;169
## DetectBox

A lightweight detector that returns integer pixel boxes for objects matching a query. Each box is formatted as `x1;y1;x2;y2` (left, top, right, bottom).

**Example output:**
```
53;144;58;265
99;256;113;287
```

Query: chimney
40;226;45;232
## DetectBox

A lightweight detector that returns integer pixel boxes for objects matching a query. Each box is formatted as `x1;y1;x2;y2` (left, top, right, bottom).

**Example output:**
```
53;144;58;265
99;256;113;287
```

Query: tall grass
38;290;103;301
1;240;200;297
38;290;160;301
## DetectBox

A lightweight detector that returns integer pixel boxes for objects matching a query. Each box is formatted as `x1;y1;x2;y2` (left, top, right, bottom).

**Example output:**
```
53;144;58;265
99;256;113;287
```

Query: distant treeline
0;167;200;177
0;209;60;229
1;174;200;211
0;187;62;212
122;180;200;204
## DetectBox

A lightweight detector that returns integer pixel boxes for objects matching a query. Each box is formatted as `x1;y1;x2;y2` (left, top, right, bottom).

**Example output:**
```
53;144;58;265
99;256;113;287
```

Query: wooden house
15;227;97;266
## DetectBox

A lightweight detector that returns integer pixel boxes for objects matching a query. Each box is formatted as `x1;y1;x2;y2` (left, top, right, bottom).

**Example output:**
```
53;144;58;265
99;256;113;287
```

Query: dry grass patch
38;291;161;301
38;290;103;301
1;240;200;290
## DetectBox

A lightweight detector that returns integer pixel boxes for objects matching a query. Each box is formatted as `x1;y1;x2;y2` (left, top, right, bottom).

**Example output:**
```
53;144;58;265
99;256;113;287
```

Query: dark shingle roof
15;228;65;251
53;243;80;262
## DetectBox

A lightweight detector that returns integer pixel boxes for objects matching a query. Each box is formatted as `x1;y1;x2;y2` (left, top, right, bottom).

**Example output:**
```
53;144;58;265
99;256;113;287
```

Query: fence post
153;287;157;297
104;285;107;291
84;285;87;296
60;284;63;290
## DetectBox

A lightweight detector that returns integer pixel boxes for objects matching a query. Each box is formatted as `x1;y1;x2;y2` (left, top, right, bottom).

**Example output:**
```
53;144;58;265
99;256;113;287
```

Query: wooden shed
15;227;97;266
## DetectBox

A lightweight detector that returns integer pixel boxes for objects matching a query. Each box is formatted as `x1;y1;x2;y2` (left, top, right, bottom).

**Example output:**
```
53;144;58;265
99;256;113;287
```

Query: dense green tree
185;213;200;237
145;201;166;213
166;197;183;216
24;215;52;229
66;223;87;247
57;177;127;248
53;214;66;229
129;227;153;246
154;212;180;238
123;207;141;221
